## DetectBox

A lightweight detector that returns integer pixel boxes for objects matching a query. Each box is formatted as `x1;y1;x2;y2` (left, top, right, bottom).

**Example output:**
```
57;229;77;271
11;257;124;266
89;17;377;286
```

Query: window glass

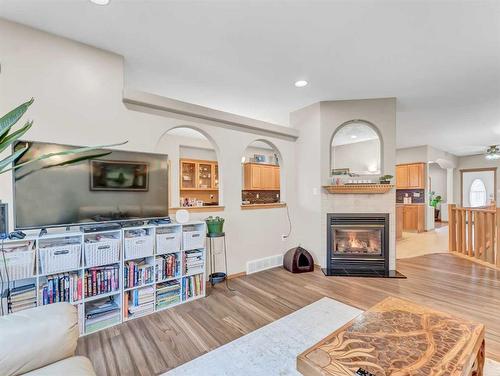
469;179;487;207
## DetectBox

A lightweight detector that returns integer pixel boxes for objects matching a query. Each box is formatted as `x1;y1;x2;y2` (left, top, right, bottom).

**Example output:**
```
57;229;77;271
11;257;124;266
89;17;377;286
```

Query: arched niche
156;126;221;208
241;139;284;206
330;120;383;177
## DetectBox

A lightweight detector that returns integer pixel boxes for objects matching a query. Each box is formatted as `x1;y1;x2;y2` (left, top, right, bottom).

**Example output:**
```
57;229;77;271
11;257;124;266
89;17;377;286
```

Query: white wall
428;162;447;202
292;98;397;270
0;19;297;275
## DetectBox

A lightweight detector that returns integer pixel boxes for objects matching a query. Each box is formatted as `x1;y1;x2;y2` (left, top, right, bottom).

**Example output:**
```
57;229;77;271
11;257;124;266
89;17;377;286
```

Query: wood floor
77;253;500;376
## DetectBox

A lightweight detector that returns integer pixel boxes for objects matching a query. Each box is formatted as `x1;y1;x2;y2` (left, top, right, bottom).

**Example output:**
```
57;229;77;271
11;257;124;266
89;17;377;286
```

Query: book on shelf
85;265;119;298
156;280;181;309
124;259;154;288
6;283;37;313
155;253;180;281
40;272;82;305
184;249;204;275
85;297;120;333
125;286;154;319
182;274;203;300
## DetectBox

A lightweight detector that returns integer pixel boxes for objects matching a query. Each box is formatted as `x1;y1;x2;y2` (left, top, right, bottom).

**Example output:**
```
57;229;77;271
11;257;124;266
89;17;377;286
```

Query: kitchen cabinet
180;159;218;191
396;163;425;189
243;163;280;190
402;204;425;232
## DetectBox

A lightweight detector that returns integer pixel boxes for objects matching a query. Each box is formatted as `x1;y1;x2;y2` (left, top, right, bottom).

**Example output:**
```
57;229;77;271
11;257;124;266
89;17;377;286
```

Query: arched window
469;179;487;207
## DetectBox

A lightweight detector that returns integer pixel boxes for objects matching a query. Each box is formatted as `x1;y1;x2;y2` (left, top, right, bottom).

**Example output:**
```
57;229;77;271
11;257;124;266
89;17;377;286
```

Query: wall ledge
170;206;225;213
241;203;287;210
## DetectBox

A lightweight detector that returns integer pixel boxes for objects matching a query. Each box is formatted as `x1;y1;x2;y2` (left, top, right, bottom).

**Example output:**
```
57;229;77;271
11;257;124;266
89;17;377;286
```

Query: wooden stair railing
448;204;500;267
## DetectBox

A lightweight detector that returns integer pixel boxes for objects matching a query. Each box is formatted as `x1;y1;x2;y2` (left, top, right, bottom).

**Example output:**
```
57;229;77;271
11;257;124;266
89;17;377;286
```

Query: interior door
461;169;496;207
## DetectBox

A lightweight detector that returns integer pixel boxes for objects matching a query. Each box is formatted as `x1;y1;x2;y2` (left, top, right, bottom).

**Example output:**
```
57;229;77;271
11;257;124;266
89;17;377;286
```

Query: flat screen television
13;141;169;230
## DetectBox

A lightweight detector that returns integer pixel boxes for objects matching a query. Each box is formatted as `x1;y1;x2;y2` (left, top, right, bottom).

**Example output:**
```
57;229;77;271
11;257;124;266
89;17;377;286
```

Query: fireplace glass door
332;225;383;256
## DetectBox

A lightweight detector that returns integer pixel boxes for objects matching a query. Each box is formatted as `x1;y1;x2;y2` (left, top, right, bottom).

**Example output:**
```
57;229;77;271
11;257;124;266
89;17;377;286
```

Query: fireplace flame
348;233;368;249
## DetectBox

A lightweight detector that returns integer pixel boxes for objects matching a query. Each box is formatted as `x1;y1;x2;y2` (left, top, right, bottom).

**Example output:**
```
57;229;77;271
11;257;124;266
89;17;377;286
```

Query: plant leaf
0;98;34;140
15;151;112;180
8;140;128;172
0;120;33;154
0;144;28;173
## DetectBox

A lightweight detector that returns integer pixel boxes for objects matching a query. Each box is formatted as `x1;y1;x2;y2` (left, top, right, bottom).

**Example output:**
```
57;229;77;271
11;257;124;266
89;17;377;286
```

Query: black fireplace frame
325;213;390;276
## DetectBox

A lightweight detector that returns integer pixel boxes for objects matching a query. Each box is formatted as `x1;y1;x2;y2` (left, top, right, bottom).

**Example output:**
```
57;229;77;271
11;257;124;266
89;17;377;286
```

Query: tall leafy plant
0;98;127;175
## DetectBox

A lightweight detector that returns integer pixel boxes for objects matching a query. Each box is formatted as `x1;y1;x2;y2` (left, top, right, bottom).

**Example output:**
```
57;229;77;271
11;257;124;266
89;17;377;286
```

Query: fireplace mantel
323;184;394;194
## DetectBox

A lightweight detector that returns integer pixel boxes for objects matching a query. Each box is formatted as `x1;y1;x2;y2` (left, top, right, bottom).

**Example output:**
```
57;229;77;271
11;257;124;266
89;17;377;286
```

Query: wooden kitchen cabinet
396;163;425;189
402;204;425;232
243;163;280;190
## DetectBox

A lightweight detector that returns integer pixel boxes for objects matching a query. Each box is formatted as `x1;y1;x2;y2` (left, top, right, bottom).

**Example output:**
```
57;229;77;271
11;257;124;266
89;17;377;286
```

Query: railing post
449;204;456;253
497;208;500;267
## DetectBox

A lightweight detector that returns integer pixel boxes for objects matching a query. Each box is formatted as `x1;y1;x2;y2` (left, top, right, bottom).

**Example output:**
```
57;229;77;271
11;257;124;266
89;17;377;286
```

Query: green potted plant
0;98;126;177
205;216;224;235
429;191;443;220
379;175;393;184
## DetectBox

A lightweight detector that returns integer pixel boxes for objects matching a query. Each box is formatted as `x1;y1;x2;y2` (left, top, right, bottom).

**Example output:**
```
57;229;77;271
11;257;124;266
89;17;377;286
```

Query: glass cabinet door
198;163;212;189
180;161;196;189
213;164;219;189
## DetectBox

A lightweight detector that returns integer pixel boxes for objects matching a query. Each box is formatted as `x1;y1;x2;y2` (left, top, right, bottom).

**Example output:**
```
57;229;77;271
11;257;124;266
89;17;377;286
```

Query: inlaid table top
297;297;485;376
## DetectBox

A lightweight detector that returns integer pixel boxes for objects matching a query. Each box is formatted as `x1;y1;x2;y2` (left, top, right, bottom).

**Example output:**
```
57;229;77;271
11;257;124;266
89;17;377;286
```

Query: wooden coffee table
297;297;485;376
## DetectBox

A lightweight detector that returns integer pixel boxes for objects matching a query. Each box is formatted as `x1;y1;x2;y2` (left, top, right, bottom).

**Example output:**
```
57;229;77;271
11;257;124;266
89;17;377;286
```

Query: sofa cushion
22;356;96;376
0;303;79;376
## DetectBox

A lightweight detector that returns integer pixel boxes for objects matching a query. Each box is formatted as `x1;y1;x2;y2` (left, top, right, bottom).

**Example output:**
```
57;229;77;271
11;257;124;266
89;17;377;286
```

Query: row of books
182;274;203;300
85;298;121;333
40;272;82;305
125;286;154;319
7;284;36;313
155;254;180;281
184;250;204;275
156;280;181;309
85;265;120;298
124;259;154;289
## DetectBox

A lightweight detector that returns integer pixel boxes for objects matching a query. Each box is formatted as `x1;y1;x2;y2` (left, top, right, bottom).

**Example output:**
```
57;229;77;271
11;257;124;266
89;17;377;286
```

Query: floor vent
246;254;283;274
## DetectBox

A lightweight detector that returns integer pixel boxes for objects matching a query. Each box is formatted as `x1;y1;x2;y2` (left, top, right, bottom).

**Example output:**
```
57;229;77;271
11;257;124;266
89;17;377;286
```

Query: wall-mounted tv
13;141;169;230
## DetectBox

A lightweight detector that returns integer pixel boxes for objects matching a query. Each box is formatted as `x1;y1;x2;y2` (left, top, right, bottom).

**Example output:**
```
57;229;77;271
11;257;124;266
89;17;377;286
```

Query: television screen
13;141;169;229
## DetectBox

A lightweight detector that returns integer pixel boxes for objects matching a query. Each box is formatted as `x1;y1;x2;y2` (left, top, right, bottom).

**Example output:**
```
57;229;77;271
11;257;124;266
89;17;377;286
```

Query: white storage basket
157;232;182;255
84;239;121;267
0;245;35;281
182;231;205;250
124;235;154;260
39;243;81;275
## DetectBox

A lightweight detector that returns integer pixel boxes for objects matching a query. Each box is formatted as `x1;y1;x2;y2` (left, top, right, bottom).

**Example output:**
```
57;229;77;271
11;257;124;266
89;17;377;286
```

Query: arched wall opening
156;126;222;209
241;139;285;206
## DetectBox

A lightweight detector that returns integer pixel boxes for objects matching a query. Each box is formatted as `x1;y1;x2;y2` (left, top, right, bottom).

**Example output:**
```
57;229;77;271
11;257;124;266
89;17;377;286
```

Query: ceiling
1;0;499;156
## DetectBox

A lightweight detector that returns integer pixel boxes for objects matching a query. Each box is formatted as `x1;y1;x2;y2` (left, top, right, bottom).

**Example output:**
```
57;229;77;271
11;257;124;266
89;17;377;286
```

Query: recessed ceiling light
351;135;358;139
90;0;110;5
294;80;308;88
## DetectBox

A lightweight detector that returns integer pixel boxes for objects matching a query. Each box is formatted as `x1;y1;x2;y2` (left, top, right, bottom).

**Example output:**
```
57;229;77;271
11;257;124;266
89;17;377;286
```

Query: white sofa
0;303;96;376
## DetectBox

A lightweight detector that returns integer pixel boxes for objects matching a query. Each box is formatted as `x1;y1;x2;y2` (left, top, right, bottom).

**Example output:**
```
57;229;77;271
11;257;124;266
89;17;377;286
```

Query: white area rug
164;297;500;376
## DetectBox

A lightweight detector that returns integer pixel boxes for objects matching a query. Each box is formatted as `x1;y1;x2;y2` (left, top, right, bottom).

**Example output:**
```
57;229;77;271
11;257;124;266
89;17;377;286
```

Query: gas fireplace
323;213;404;278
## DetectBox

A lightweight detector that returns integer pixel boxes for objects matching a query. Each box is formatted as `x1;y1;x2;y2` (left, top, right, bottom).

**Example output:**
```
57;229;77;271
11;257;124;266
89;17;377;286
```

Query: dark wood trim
460;167;497;206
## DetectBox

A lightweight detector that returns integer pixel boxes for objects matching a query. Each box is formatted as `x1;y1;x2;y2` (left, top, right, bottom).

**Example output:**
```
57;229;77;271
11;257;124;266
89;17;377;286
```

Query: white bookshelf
0;221;207;336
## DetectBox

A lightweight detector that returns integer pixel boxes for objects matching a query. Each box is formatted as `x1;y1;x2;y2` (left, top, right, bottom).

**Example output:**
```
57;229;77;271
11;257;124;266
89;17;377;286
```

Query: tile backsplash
242;190;280;204
396;189;425;204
